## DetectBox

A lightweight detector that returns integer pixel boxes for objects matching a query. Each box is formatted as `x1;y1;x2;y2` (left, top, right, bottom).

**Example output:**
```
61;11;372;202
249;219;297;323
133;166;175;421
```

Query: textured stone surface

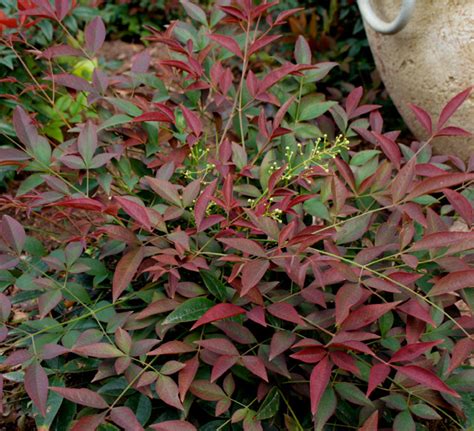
363;0;474;159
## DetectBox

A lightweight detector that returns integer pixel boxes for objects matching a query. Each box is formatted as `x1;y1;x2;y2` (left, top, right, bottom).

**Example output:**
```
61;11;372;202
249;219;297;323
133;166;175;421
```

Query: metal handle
357;0;416;34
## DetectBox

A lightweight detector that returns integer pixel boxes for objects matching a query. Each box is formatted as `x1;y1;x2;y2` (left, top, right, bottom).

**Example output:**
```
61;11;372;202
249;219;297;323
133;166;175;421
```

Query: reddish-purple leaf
41;343;69;360
391;157;416;203
156;374;183;410
197;338;239;356
208;34;243;58
51;73;94;92
397;365;459;397
443;188;473;225
74;342;124;358
3;349;32;366
211;355;239;382
150;420;197;431
195;179;217;230
191;304;245;330
267;303;304;325
218;237;266;258
429;270;474;296
247;306;267;327
112;247;144;302
146;177;182;207
0;147;30;162
372;132;401;169
178;355;199;402
115;196;152;231
335;283;363;326
434;126;471;137
329;351;359;375
241;259;269;296
406;173;474;201
290;347;327;364
54;197;105;212
1;215;25;254
408;104;432;135
110;406;144;431
310;356;332;415
447;338;474;374
180;105;202;136
437;87;472;129
71;414;106;431
50;386;109;408
269;331;296;360
190;380;226;401
24;362;48;417
341;302;401;331
149;341;195;356
132;112;172;123
410;231;474;251
55;0;71;21
248;35;281;56
390;341;442;363
345;86;363;118
359;410;379;431
241;356;268;382
367;363;390;397
85;17;106;54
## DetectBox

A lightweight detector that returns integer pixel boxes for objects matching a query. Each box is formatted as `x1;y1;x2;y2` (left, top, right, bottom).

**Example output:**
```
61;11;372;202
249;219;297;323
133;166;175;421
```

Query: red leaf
191;304;245;330
241;356;268;382
329;351;359;375
341;302;401;331
54;197;105;212
443;188;473;225
146;177;182;207
269;331;296;360
85;16;106;54
310;356;332;415
408;104;432;135
366;363;390;396
71;414;106;431
406;173;474;201
247;306;267;327
149;341;195;356
437;87;472;129
110;407;144;431
178;355;199;401
391;157;416;203
180;105;202;136
447;338;474;374
115;196;152;231
345;86;363;118
51;73;94;92
274;7;304;25
290;347;327;364
195;179;217;230
434;126;471;137
25;362;48;417
112;247;144;302
156;374;183;410
197;338;239;356
132;112;172;123
1;215;25;253
208;34;243;58
218;237;266;257
267;303;304;325
410;231;474;252
389;341;442;363
335;283;363;326
241;259;269;296
0;148;30;162
429;270;474;296
359;410;379;431
150;420;196;431
397;365;459;398
55;0;71;21
248;35;281;56
50;386;108;408
75;342;124;359
372;132;401;169
211;355;238;382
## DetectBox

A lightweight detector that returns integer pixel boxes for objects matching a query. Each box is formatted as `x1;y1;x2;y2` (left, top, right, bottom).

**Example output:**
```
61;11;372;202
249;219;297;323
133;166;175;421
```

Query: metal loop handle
357;0;416;34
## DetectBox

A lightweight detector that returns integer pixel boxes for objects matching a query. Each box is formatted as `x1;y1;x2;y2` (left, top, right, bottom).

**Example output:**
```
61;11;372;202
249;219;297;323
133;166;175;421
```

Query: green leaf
410;403;442;420
315;387;337;431
304;198;331;221
299;101;337;122
105;97;143;116
200;270;229;301
393;410;416;431
334;382;373;407
98;114;132;131
256;388;280;420
350;150;380;166
163;297;214;325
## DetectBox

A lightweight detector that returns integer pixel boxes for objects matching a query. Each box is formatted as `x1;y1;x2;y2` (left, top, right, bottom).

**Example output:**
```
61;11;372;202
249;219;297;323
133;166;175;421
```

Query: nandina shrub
0;1;474;430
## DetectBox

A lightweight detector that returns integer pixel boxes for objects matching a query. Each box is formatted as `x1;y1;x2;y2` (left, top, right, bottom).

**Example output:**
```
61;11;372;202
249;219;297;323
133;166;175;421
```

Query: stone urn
358;0;474;160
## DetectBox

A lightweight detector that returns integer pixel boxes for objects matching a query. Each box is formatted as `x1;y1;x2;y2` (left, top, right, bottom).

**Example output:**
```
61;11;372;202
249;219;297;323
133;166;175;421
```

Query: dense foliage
0;1;473;430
